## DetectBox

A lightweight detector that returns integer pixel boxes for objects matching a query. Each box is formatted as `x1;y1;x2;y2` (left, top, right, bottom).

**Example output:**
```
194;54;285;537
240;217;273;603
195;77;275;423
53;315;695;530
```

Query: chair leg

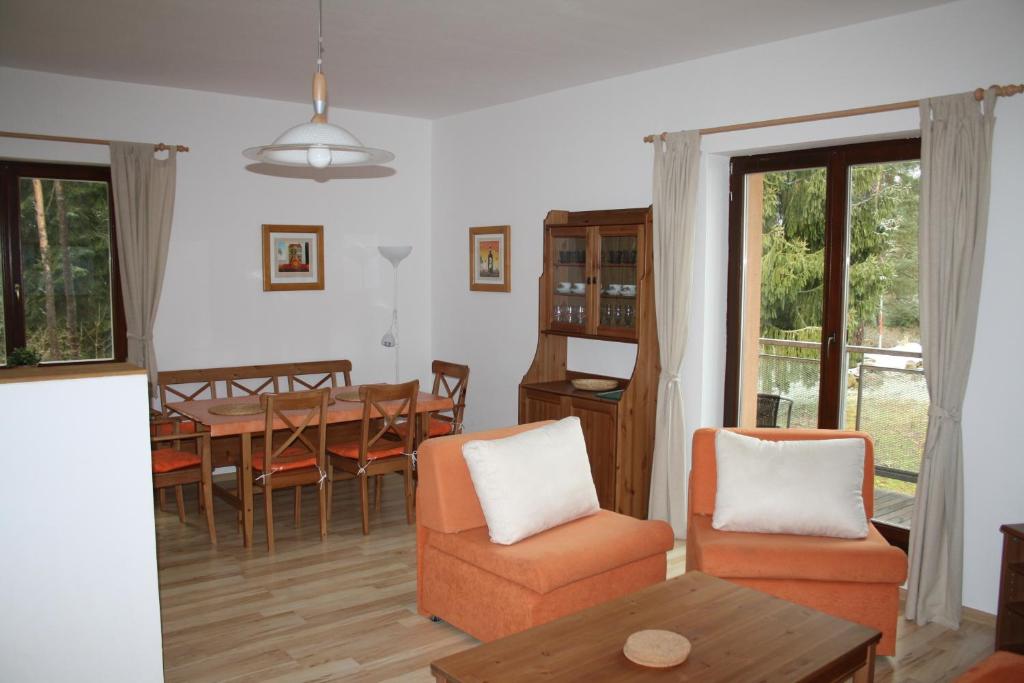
158;488;167;512
326;462;334;522
375;475;383;513
358;474;370;535
318;481;327;540
236;467;243;529
264;483;275;552
202;479;217;545
175;485;186;523
294;486;302;527
403;467;414;524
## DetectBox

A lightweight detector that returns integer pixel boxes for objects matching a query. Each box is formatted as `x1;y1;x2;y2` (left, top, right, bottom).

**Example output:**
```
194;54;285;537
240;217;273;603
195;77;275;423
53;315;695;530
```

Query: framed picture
469;225;511;292
262;224;324;291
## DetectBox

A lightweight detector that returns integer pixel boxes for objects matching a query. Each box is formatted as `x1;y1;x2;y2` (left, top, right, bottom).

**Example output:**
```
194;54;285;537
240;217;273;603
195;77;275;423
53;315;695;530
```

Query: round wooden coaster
623;630;691;668
208;403;262;416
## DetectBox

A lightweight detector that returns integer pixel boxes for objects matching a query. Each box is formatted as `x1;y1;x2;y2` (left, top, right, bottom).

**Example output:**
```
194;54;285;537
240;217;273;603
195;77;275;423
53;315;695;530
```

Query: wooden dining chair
391;361;469;443
326;381;419;535
150;417;216;544
250;388;330;552
285;360;353;392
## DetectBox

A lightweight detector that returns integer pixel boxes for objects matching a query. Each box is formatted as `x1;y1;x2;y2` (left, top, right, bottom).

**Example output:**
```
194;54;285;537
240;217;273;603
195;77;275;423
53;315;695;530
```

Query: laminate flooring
157;476;994;682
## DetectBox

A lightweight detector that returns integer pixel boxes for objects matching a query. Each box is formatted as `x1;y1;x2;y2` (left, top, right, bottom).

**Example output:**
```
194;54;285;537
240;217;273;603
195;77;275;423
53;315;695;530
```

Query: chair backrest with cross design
357;380;419;466
285;360;354;392
258;388;330;476
158;369;219;417
430;360;470;434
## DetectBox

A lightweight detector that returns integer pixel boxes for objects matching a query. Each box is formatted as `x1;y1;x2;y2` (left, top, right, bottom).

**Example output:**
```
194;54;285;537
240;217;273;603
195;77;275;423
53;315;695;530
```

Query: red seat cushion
152;448;201;474
392;417;455;439
327;441;406;461
689;514;907;584
151;419;197;437
251;445;318;472
956;651;1024;682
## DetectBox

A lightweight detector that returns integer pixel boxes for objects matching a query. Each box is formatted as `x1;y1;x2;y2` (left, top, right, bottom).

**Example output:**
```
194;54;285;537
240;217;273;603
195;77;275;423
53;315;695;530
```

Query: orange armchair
686;428;908;655
417;422;674;642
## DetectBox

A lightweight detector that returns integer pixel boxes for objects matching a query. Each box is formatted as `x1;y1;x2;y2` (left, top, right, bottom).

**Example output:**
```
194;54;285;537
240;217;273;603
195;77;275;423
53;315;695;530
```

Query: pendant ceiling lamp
243;0;393;168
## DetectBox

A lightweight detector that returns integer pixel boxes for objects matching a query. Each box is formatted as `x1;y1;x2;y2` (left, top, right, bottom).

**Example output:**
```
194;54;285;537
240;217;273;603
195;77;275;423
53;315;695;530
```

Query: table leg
241;431;254;548
852;644;876;683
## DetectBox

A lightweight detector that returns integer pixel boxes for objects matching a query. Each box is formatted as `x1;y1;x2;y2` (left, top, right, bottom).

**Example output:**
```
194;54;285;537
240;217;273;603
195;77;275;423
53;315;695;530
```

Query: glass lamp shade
378;245;413;266
243;121;394;167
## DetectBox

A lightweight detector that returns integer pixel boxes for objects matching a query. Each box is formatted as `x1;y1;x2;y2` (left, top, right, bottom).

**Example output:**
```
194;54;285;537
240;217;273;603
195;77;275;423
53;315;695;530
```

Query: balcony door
724;139;925;533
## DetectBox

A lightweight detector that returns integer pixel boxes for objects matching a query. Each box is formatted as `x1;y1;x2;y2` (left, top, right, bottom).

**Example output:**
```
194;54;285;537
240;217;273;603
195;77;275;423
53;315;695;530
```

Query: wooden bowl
623;629;691;668
570;378;619;392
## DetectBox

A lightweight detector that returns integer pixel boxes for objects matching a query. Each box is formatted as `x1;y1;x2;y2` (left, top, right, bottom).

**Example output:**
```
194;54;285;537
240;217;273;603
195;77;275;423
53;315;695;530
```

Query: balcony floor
874;488;915;528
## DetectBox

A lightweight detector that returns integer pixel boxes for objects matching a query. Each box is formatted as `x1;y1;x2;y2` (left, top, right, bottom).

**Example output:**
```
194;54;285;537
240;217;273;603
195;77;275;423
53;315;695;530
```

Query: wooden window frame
0;159;127;365
723;137;921;427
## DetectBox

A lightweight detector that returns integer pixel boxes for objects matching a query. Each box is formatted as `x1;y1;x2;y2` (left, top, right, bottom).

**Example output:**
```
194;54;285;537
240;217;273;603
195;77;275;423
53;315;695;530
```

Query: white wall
431;0;1024;614
0;371;163;681
0;67;433;389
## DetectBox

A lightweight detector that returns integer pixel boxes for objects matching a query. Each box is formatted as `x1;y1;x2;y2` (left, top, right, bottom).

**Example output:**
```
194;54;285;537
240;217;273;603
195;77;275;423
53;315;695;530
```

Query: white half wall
0;371;162;682
0;67;434;390
431;0;1024;614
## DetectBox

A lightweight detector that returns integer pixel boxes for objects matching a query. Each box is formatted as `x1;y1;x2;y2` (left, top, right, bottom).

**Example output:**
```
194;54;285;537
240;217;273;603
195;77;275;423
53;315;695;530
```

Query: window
0;160;125;365
724;139;924;541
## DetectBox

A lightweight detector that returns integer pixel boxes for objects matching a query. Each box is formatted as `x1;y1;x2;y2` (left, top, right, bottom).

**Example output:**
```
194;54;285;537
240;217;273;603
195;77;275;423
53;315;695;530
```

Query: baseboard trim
897;587;996;626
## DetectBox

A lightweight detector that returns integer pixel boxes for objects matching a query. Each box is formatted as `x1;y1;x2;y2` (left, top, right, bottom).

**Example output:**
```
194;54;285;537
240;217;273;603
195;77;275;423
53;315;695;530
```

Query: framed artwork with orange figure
262;224;324;291
469;225;510;292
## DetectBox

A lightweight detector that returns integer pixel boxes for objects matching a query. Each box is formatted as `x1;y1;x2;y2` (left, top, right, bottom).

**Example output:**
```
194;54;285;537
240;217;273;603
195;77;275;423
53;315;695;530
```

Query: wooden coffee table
430;571;880;682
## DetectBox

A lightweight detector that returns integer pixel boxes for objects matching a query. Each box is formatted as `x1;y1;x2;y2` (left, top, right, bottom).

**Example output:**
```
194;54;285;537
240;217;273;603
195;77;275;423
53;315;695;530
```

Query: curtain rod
0;130;190;153
643;82;1023;143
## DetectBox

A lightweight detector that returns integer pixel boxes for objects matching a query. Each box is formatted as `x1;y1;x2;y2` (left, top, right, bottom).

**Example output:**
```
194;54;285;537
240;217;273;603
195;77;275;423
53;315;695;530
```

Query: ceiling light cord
316;0;323;74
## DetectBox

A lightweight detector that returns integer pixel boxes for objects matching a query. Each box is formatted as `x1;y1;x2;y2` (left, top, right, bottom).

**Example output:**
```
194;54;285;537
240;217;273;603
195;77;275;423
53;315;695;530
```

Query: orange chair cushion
150;419;197;437
392;417;455;439
327;441;405;461
152;448;201;473
427;509;674;594
956;651;1024;682
689;514;907;584
251;445;318;472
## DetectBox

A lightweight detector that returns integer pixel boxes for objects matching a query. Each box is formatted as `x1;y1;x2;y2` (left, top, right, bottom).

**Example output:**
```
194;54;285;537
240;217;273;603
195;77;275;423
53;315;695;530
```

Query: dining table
167;385;454;547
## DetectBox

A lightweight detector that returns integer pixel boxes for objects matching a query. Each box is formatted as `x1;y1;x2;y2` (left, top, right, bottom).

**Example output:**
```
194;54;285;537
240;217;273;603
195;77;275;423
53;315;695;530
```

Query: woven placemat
209;403;263;416
623;630;691;668
335;387;363;402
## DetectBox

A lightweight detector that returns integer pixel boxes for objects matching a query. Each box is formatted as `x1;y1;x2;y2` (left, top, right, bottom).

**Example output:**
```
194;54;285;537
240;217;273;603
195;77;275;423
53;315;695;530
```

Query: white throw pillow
712;430;868;539
461;417;600;545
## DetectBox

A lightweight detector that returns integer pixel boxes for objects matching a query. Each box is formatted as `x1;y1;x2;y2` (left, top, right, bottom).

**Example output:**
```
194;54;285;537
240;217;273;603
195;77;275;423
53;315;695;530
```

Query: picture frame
262;224;325;291
469;225;511;292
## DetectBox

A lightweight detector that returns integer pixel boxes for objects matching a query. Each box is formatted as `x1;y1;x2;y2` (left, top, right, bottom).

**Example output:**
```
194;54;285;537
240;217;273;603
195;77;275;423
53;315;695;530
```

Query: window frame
723;137;921;428
0;159;127;365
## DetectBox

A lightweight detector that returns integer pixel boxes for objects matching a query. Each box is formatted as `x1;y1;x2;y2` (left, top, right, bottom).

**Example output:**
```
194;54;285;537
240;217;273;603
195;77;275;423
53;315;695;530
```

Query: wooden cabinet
997;523;1024;654
520;207;659;519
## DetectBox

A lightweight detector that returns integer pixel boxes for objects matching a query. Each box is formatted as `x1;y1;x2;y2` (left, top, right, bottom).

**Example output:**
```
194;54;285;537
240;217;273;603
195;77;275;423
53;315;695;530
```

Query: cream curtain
110;142;177;393
905;90;996;629
648;130;701;537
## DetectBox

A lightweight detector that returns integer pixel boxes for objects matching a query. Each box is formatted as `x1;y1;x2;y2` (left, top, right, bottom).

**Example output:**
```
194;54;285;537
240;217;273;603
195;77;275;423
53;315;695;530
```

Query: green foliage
758;161;920;344
8;346;41;367
17;178;113;362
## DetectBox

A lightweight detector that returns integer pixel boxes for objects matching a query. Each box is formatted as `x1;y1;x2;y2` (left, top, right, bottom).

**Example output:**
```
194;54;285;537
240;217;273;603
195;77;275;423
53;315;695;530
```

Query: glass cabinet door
595;227;640;338
548;228;589;332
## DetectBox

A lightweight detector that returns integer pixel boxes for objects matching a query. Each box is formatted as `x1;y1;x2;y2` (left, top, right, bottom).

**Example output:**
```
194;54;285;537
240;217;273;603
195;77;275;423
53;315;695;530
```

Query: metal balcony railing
757;338;927;484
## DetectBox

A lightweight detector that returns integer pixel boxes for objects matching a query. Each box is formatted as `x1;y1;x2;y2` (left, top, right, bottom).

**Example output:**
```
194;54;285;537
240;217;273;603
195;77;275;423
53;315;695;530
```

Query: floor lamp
378;246;412;383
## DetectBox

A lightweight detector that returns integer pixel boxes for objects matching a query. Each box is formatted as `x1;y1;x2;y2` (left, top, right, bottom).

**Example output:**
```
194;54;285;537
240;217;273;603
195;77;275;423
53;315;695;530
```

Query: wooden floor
875;488;916;528
158;477;993;682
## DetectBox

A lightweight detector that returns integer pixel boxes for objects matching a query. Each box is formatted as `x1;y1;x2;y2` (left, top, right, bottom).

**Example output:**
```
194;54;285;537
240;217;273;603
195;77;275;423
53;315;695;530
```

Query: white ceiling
0;0;954;119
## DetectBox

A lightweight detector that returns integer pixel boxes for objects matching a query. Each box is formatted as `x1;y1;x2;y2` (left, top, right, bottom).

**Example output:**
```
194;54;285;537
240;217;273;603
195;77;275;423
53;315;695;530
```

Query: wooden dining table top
167;386;453;437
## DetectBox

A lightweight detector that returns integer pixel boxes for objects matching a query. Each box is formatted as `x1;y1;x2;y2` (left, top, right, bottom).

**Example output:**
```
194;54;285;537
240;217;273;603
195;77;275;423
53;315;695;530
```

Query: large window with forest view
0;161;124;366
724;138;923;536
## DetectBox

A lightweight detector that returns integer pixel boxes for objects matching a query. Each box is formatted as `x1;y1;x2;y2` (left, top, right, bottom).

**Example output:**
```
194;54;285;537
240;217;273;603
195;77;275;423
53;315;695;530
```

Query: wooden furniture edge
0;361;145;385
